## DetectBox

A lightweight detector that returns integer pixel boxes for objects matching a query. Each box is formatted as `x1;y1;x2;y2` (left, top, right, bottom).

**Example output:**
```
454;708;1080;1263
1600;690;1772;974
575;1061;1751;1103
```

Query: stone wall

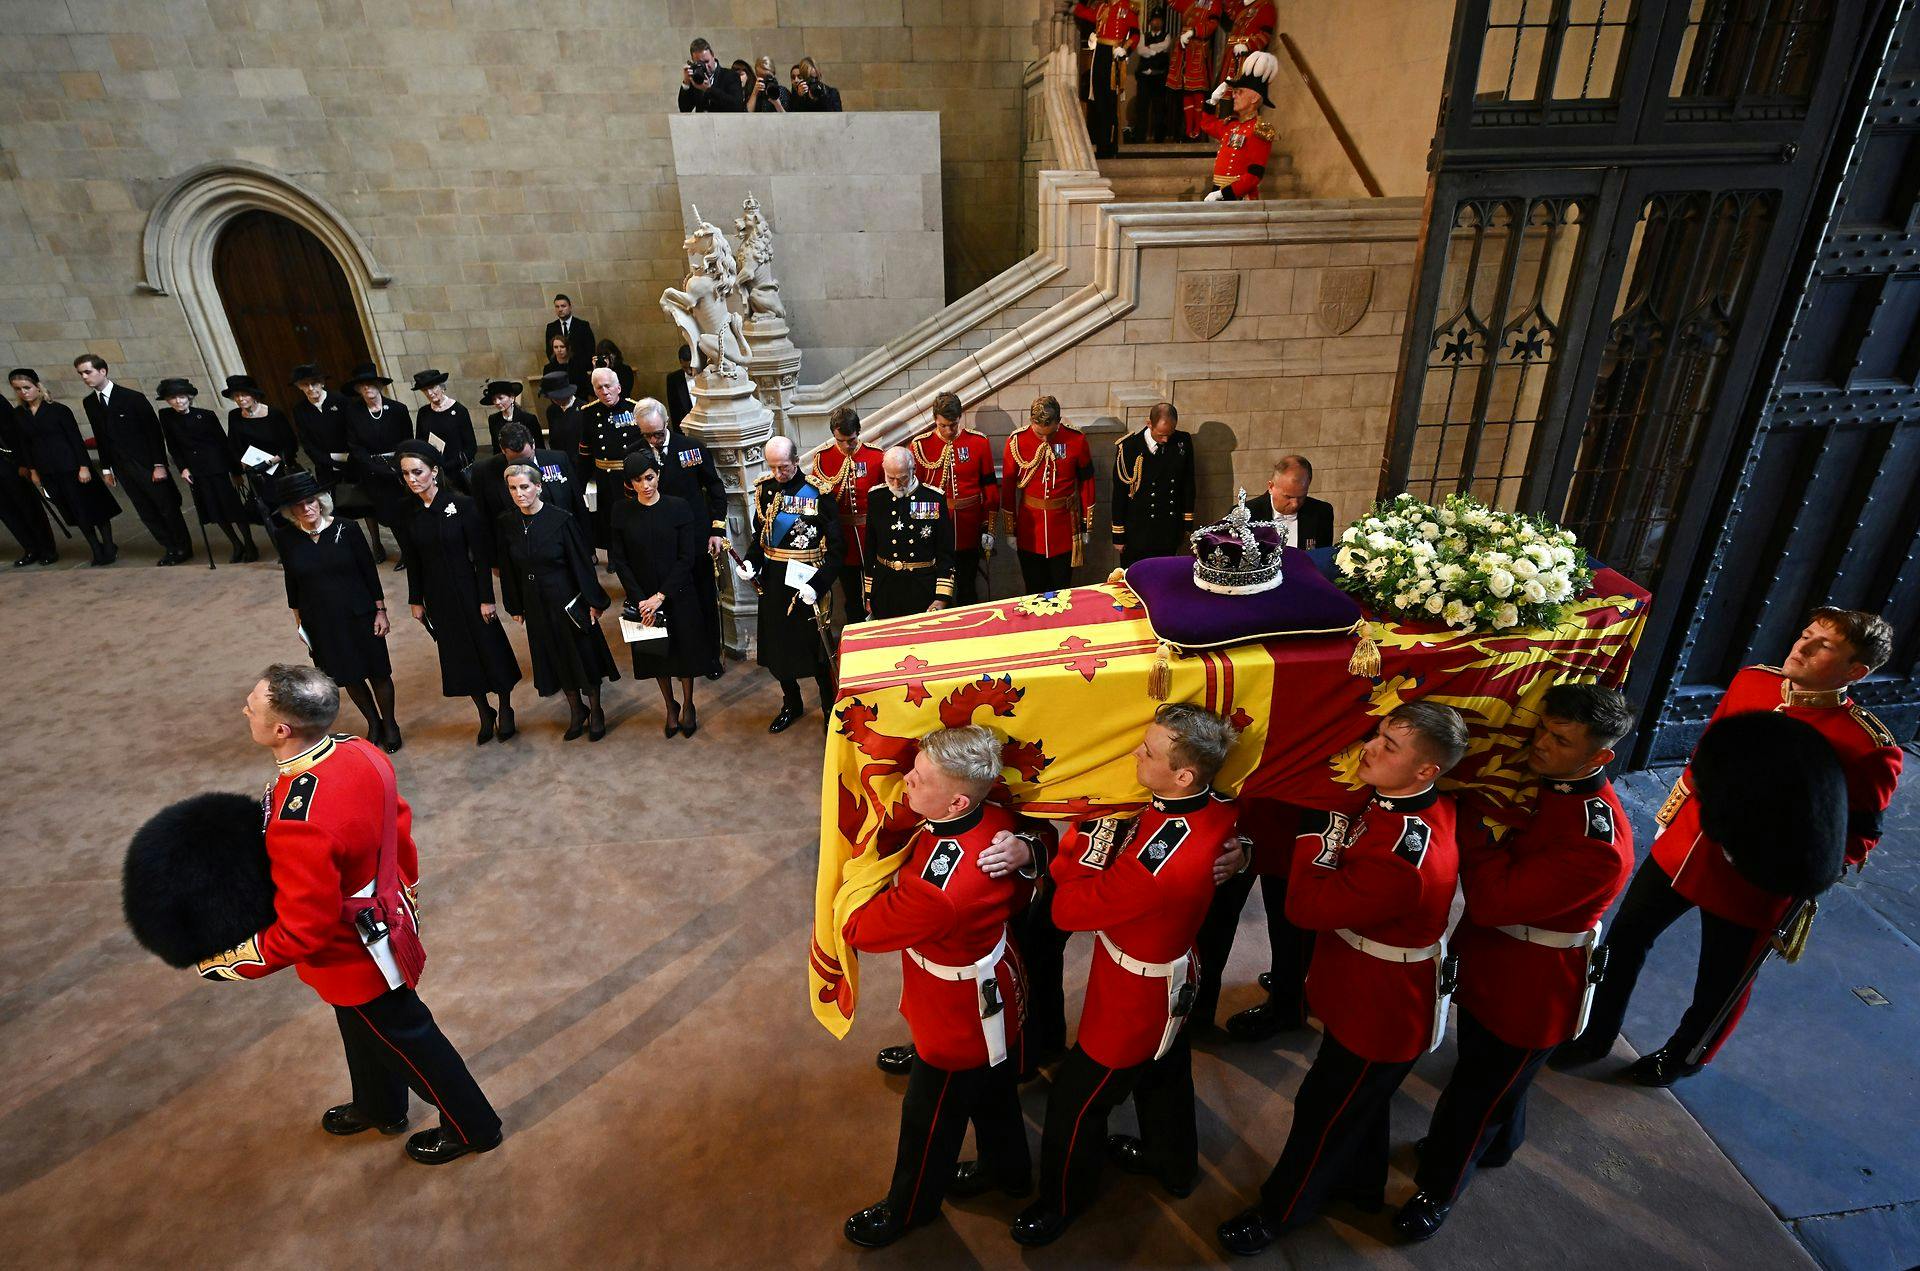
0;0;1047;411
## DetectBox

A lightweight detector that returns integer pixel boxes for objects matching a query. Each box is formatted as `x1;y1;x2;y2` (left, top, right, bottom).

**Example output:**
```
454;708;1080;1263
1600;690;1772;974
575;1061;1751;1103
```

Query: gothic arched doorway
211;209;372;412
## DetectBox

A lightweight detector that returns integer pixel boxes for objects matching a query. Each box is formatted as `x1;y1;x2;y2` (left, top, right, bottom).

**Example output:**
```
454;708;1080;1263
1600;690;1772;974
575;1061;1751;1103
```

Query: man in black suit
74;353;193;564
665;344;694;427
467;421;586;561
542;295;595;383
1244;454;1334;548
678;37;746;112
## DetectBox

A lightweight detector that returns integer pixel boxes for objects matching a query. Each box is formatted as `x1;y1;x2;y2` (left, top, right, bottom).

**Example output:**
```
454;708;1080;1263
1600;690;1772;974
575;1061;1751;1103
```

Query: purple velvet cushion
1126;547;1363;650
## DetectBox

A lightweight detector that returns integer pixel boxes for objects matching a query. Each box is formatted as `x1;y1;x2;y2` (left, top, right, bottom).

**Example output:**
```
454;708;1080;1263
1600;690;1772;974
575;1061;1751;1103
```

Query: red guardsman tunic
842;802;1031;1071
1073;0;1141;48
1288;786;1459;1063
197;734;420;1007
909;425;998;545
1166;0;1220;93
1453;771;1634;1048
810;442;885;568
1217;0;1275;81
1051;790;1238;1068
1199;112;1276;200
1650;665;1903;928
1001;424;1096;559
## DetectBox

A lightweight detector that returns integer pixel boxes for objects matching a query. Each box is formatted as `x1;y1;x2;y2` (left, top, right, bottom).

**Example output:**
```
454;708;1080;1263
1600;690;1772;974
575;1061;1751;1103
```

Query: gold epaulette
1254;120;1277;141
1850;701;1897;748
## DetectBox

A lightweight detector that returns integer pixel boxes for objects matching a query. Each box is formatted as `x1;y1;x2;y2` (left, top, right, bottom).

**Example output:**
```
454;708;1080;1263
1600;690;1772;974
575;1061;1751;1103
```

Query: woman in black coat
611;449;714;738
158;377;257;562
411;369;478;477
224;373;303;563
498;461;618;741
271;470;403;752
395;441;522;744
7;367;120;565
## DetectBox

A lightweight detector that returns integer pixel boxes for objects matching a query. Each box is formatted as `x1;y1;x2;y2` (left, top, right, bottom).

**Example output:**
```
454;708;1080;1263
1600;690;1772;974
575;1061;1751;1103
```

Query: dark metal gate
1382;0;1910;759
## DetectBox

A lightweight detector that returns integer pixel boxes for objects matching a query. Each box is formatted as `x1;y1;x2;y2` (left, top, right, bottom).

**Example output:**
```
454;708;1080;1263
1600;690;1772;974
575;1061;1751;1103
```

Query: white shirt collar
98;379;115;402
1140;425;1160;454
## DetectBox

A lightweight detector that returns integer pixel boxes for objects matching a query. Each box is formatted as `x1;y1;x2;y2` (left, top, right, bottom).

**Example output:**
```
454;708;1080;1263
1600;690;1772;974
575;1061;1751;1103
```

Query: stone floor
0;525;1817;1269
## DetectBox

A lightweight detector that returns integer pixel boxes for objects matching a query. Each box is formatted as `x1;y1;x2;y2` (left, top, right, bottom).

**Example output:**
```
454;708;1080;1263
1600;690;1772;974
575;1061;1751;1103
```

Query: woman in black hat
481;379;539;453
610;449;714;737
395;441;522;743
411;369;477;475
224;374;301;561
497;462;617;741
7;366;119;564
538;369;585;459
271;469;403;752
341;363;412;568
158;377;257;562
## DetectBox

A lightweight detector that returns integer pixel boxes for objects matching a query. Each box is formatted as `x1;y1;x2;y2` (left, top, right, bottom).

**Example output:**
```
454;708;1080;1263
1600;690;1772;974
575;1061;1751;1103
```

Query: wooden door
211;210;373;413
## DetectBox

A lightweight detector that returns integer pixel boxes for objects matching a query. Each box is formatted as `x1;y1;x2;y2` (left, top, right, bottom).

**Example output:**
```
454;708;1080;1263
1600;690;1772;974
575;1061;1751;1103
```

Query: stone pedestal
682;368;775;658
744;315;802;440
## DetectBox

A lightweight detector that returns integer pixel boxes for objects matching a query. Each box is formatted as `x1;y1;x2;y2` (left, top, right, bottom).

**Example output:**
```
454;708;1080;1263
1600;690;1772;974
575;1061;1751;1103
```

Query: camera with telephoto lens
687;60;711;86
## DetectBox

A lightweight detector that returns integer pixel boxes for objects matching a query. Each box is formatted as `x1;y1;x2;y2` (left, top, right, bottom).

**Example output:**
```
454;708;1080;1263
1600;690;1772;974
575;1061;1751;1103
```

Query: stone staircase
1099;141;1300;202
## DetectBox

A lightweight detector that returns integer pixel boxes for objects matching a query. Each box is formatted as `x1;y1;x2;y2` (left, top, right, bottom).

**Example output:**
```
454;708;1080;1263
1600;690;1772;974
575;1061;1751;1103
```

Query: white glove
1087;30;1099;49
735;560;757;581
1181;29;1193;46
980;532;994;554
1209;80;1229;103
796;582;819;606
1204;189;1225;202
1234;42;1248;55
1115;46;1128;59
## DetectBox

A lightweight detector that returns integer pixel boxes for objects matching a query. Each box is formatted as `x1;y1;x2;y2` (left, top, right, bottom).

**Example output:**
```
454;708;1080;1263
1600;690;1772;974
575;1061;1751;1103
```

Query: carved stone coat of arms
1179;270;1240;340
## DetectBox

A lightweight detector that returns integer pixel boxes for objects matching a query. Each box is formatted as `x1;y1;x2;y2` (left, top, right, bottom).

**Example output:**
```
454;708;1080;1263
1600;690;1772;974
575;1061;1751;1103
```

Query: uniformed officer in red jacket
1011;705;1246;1246
811;405;885;623
1001;396;1096;596
1219;701;1468;1256
1072;0;1140;158
1559;607;1904;1085
842;725;1041;1248
1200;51;1278;202
1394;684;1637;1241
197;665;502;1165
909;392;998;606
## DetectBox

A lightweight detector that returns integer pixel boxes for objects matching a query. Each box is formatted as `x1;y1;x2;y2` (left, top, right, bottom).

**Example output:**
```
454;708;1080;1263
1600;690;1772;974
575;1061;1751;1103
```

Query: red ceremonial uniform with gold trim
842;802;1031;1071
810;443;885;568
1073;0;1141;47
1217;0;1275;80
909;426;999;544
1166;0;1220;92
1052;790;1238;1067
1001;424;1096;559
1453;771;1634;1048
1288;787;1458;1063
1651;665;1903;929
1199;113;1276;200
205;734;420;1007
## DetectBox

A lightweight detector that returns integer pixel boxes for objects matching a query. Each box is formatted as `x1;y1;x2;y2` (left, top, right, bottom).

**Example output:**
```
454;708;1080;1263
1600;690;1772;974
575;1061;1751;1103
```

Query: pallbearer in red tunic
909;391;998;606
1073;0;1140;157
1394;685;1636;1242
1561;607;1904;1085
1219;702;1468;1256
1001;395;1096;596
197;665;502;1165
1010;706;1245;1247
811;405;885;623
1165;0;1220;138
1201;50;1279;202
841;726;1042;1249
1216;0;1275;84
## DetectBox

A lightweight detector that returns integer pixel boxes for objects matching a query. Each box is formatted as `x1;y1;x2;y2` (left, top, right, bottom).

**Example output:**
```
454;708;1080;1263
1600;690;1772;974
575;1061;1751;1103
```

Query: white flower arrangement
1334;492;1593;632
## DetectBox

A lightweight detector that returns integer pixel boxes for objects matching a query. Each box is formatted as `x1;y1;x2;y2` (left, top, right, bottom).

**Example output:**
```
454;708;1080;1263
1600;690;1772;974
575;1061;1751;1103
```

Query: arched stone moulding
138;161;399;386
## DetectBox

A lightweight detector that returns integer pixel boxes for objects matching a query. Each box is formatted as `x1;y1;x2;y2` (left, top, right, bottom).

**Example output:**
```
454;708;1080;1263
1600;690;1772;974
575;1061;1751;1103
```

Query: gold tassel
1107;567;1127;586
1148;641;1175;700
1776;899;1817;964
1072;532;1086;568
1347;619;1381;679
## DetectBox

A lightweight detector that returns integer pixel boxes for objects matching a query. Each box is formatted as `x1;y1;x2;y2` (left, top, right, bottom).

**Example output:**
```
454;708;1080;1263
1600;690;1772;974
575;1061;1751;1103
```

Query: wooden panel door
211;210;373;414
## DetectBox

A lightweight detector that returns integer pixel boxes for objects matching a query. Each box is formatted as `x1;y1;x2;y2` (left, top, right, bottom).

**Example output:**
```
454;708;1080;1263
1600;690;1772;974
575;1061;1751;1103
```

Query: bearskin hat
122;792;276;967
1692;712;1847;899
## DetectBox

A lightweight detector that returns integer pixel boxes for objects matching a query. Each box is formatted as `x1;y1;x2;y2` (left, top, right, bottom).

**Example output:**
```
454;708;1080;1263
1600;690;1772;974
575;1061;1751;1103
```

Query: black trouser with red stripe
1257;1029;1416;1230
334;986;500;1144
888;1054;1030;1223
1416;1007;1551;1202
1037;1033;1197;1217
1192;868;1312;1026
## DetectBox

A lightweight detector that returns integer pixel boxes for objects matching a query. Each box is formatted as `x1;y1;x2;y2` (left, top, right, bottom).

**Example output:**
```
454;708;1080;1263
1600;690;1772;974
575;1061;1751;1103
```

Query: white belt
1497;921;1606;1037
1097;931;1193;1062
907;927;1011;1067
1334;928;1452;1052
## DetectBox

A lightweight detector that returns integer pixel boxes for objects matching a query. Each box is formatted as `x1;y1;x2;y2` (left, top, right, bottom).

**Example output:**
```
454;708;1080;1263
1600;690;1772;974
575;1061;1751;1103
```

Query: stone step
1099;150;1293;175
1103;172;1303;202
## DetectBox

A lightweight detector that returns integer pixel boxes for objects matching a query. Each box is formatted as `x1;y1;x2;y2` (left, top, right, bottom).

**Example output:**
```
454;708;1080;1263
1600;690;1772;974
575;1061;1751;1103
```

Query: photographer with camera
678;37;745;113
751;55;789;113
789;57;842;112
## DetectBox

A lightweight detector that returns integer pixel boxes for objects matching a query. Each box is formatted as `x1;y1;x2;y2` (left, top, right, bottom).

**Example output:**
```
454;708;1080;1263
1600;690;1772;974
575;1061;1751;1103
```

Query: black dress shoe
12;553;34;567
1010;1202;1073;1247
1624;1046;1703;1087
875;1043;915;1075
1217;1207;1279;1257
563;705;588;740
228;544;245;564
680;702;698;737
476;706;496;745
1549;1034;1615;1069
383;719;403;754
1225;1000;1306;1042
495;707;516;741
844;1201;911;1249
586;704;606;741
664;703;680;738
241;542;260;562
321;1103;408;1136
404;1125;502;1165
768;703;803;733
1105;1134;1194;1196
155;551;177;566
1392;1190;1450;1242
949;1159;1032;1200
1257;971;1274;991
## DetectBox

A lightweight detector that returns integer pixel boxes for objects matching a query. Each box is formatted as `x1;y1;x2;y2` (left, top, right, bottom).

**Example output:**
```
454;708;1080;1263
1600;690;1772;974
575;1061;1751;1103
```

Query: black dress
229;406;300;473
498;501;617;695
402;490;521;697
279;517;392;683
161;406;248;526
345;398;414;529
486;407;544;452
611;494;715;679
417;401;479;474
14;399;119;528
